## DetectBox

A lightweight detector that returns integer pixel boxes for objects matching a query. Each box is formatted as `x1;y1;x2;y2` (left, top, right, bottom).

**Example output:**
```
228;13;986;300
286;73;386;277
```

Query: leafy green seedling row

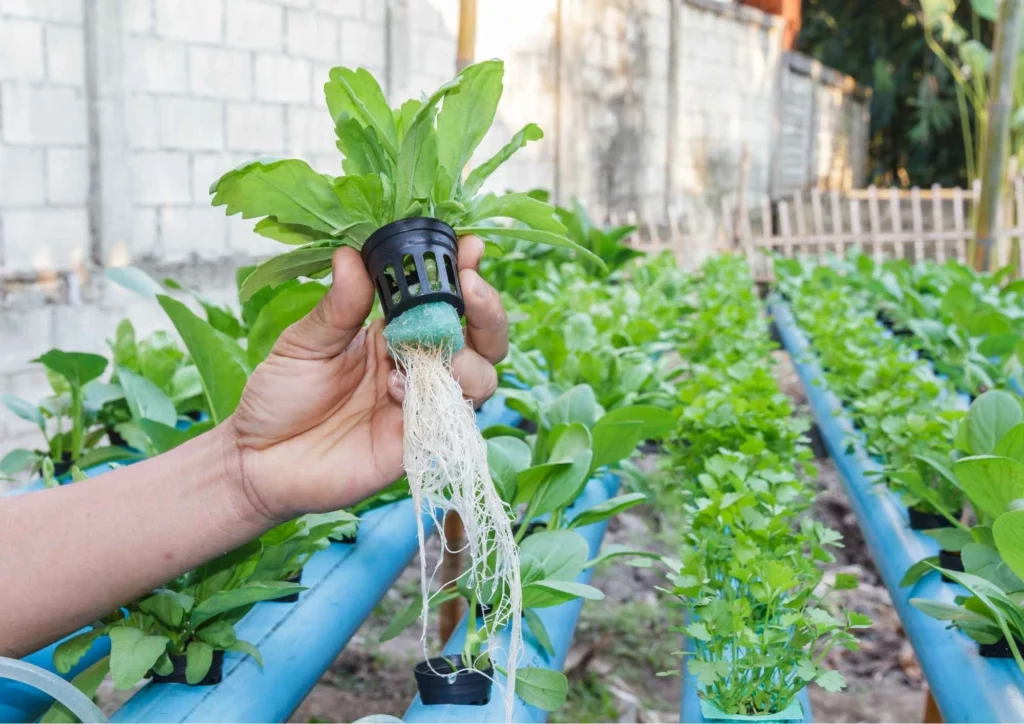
658;255;867;717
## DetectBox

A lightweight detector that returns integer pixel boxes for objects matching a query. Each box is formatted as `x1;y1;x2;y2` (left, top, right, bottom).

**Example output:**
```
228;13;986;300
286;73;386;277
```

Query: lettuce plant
208;60;598;304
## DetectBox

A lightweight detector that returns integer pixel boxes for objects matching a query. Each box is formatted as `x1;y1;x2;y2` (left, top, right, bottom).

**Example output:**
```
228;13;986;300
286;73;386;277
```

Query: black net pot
807;423;828;459
414;655;493;706
979;637;1024;659
361;218;464;323
907;507;961;531
151;649;224;686
938;549;965;584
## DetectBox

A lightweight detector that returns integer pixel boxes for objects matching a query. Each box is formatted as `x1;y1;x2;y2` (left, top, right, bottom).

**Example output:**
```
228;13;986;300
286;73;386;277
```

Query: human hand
225;235;509;522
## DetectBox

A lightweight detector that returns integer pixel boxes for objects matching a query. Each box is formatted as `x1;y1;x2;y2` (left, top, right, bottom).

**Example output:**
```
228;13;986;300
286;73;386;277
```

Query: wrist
212;419;283;530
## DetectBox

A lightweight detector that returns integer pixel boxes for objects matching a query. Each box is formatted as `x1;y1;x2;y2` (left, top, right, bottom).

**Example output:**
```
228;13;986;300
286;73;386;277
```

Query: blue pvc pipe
771;300;1024;722
404;473;619;723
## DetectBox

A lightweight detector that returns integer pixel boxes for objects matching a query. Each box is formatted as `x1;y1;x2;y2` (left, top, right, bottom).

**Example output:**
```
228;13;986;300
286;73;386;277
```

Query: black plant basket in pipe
907;507;961;531
979;637;1024;659
361;217;464;323
938;549;965;583
414;655;493;706
151;649;224;686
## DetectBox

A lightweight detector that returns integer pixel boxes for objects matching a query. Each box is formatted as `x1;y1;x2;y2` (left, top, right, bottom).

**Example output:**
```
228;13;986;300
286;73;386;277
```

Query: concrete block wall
0;0;868;462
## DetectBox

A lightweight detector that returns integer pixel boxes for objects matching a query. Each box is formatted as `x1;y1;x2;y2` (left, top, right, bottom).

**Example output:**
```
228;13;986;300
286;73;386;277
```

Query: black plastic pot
151;649;224;685
414;655;493;706
517;417;538;434
361;217;464;323
106;427;128;448
768;319;783;346
638;438;661;454
807;423;828;459
274;570;302;603
938;549;964;583
52;452;74;478
185;409;203;422
980;637;1024;659
907;507;961;530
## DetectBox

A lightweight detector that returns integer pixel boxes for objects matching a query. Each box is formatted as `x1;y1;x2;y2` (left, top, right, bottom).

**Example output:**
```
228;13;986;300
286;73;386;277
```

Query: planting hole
426;255;441;291
403;254;421;296
443;255;457;289
383;264;401;305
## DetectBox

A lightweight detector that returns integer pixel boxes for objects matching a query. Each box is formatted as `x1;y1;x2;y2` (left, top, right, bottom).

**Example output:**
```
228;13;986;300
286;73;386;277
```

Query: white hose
0;657;106;723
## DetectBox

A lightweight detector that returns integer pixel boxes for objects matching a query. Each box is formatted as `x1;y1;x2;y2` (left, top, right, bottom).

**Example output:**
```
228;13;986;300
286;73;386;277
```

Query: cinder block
158;97;224;151
128;207;159;259
46;147;88;204
254;53;311;103
45;25;84;86
0;0;83;24
311;0;362;19
129;151;191;204
125;38;188;94
125;0;153;34
286;9;339;60
1;83;86;146
52;304;123;357
286;105;335;156
155;0;224;43
226;0;284;51
228;103;285;151
160;205;229;259
338;18;386;69
189;47;252;100
0;18;44;81
193;152;236;202
0;367;54;443
362;0;386;23
125;94;159;149
2;208;89;274
227;213;281;255
0;146;46;206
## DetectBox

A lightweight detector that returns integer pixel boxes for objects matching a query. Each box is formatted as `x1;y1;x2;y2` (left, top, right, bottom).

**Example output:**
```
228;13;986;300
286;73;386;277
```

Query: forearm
0;424;270;657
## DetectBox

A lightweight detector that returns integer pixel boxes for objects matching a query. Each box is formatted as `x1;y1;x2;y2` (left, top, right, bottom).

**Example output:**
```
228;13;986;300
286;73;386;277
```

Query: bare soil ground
98;349;927;723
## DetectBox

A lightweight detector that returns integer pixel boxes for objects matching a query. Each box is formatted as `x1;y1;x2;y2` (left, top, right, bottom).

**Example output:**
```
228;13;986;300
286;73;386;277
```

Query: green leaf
688;658;728;687
75;445;140;469
195;620;238;648
105;266;165;299
901;556;940;587
229;639;263;666
520;530;590;582
833;573;859;590
685;622;712;642
185;640;214;685
521;579;604;608
513;666;568;712
436;59;504;196
546;385;599;428
238;245;340;303
40;655;110;723
379;594;423;643
970;0;998;21
138;589;195;628
210;158;352;236
334;117;389;176
33;350;107;389
247;282;327;367
0;448;40;475
138;418;212;454
582;544;660;569
487;435;533;503
109;627;170;690
157;295;249;425
994;510;1024;582
456;226;605;269
463;123;543;197
53;629;104;674
954;455;1024;520
332;174;384;243
569;493;647;529
815;670;846;693
524;608;555;656
190;582;305;628
591;405;675;469
394;106;439;217
324;67;398;158
1;394;45;429
117;367;177;427
995;423;1024;463
966;391;1023;455
923;526;974;552
253;218;323;246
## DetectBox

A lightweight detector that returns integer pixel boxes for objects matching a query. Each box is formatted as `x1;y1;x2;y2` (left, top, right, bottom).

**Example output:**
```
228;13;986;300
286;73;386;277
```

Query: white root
397;343;522;721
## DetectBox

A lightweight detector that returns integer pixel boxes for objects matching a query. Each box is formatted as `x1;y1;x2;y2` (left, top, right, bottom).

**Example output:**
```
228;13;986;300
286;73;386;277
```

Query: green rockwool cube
383;301;465;355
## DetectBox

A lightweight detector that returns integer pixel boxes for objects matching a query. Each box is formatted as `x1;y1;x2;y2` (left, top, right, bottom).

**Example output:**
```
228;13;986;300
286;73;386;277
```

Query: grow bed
403;472;620;723
4;395;518;723
771;300;1024;722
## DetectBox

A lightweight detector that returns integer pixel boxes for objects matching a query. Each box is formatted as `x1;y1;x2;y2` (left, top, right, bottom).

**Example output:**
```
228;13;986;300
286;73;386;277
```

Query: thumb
272;246;375;360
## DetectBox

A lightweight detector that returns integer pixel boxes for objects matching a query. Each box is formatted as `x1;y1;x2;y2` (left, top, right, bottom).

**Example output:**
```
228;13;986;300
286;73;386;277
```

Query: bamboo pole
439;0;478;646
973;0;1024;271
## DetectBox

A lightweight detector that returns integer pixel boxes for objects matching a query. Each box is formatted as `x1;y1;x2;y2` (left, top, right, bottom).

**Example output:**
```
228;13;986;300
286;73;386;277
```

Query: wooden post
974;0;1024;271
439;0;479;645
923;689;943;723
